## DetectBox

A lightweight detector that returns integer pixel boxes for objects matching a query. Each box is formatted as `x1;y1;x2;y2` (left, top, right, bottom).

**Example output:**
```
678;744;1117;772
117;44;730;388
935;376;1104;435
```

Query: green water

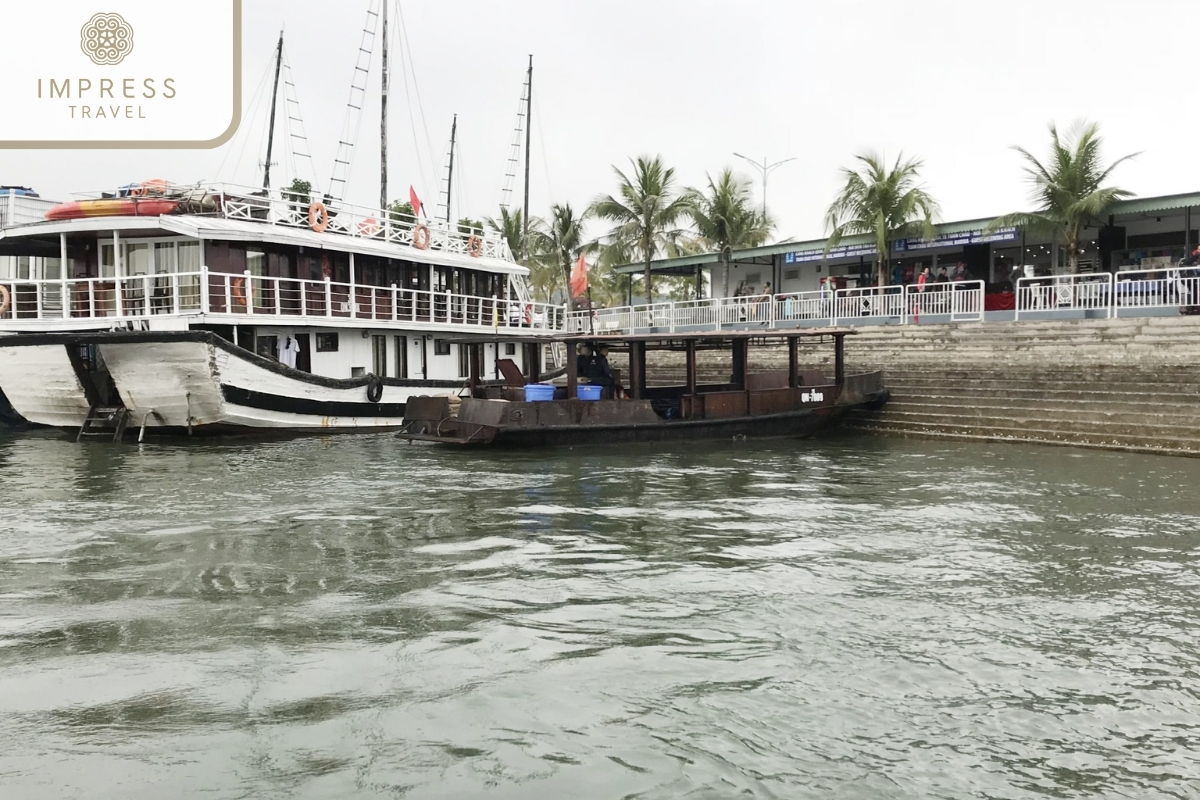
0;431;1198;798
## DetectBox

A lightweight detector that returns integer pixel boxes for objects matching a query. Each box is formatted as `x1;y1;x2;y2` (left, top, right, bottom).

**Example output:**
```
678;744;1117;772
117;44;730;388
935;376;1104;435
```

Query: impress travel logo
0;1;242;148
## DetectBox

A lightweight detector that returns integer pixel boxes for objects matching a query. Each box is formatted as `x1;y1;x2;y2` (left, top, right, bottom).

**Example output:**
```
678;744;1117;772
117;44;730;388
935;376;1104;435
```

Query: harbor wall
645;315;1200;457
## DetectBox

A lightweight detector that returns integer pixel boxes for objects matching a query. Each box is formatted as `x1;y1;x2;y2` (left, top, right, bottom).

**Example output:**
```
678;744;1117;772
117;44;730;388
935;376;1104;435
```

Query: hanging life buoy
523;303;533;325
308;201;330;233
467;235;483;258
0;284;10;316
412;224;431;250
366;374;384;404
231;277;247;307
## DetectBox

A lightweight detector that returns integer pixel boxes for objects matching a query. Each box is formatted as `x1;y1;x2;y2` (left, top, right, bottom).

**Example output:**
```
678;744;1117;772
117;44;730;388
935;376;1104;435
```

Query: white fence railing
568;281;986;333
0;267;564;332
0;190;58;229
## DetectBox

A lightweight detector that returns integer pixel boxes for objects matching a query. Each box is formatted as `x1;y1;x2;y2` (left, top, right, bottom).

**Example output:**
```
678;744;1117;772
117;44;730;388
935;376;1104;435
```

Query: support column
60;233;69;319
834;334;845;388
732;337;748;390
566;339;578;398
349;252;356;319
468;342;482;395
685;338;697;396
629;341;645;400
788;336;799;388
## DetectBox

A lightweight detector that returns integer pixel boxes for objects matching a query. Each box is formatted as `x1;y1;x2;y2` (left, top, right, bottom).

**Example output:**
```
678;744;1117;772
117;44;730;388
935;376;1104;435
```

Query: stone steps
846;412;1200;456
879;402;1200;429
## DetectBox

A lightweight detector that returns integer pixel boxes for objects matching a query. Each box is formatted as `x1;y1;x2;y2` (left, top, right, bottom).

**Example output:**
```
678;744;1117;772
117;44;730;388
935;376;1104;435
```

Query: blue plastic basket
524;384;556;402
577;384;602;401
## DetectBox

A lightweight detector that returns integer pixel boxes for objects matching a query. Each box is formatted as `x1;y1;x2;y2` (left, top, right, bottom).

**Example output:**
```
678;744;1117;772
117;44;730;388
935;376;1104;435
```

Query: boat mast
379;0;389;210
521;55;532;265
263;30;284;190
445;114;456;225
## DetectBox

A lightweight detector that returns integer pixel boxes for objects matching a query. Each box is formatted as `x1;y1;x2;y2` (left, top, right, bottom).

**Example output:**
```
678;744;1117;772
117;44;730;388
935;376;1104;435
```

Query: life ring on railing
358;217;380;237
412;224;431;250
523;303;533;325
308;201;330;233
231;277;247;307
366;374;384;403
0;284;10;317
467;235;483;258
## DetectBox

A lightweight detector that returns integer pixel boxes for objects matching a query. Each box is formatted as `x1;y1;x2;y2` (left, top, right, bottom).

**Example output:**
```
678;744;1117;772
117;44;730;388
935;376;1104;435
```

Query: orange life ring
412;224;431;250
231;276;247;307
523;303;533;325
358;217;380;237
0;284;10;316
467;235;483;258
308;201;330;233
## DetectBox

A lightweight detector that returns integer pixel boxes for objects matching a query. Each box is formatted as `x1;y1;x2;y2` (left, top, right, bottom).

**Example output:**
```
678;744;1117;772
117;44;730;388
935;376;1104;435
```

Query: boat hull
0;331;473;435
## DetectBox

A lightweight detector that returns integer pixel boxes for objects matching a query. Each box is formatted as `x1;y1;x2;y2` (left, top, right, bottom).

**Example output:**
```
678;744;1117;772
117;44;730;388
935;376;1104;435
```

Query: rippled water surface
1;430;1198;799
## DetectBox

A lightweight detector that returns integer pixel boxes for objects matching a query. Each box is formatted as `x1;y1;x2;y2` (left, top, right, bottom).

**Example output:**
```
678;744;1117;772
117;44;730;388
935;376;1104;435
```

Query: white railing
64;182;516;262
569;281;986;333
0;190;59;229
0;267;564;332
1015;274;1114;319
1113;267;1200;315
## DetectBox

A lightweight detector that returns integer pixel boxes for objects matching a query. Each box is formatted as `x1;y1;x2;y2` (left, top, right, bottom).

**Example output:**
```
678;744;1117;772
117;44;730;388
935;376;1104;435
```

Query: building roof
615;191;1200;276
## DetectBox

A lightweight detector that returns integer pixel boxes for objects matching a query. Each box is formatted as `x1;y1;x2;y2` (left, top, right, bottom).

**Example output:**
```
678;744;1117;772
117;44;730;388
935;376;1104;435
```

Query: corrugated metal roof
616;190;1200;275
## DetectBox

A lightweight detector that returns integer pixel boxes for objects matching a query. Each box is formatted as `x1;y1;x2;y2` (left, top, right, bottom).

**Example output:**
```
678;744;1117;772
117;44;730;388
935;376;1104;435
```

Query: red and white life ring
0;284;10;316
412;224;431;250
523;303;533;325
308;201;330;233
467;235;483;258
231;277;248;307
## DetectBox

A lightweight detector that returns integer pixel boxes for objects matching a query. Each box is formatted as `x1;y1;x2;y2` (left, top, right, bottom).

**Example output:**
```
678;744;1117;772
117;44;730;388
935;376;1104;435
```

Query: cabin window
316;332;339;352
457;344;470;378
394;336;408;379
504;343;516;356
784;269;800;281
744;272;761;286
257;335;279;361
351;367;365;378
433;339;451;356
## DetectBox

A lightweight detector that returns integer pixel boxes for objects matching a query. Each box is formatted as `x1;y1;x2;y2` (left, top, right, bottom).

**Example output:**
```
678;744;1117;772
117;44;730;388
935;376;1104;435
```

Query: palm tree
486;206;524;259
988;120;1137;274
592;155;693;302
825;152;939;286
690;168;774;296
535;203;591;289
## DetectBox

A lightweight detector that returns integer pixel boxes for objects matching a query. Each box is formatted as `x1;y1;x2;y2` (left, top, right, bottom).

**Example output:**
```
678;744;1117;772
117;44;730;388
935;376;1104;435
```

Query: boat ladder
76;405;130;443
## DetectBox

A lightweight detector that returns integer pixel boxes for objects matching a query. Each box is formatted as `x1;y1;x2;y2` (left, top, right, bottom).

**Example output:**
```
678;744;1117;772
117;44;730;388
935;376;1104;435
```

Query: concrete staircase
838;316;1200;456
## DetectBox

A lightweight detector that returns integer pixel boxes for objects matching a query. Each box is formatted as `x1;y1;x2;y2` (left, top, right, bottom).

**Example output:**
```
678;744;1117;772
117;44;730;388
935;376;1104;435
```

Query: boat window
457;344;469;378
316;332;339;352
394;336;408;379
246;247;266;277
504;343;516;356
154;242;178;274
257;335;279;361
178;241;201;272
434;339;451;356
100;243;116;278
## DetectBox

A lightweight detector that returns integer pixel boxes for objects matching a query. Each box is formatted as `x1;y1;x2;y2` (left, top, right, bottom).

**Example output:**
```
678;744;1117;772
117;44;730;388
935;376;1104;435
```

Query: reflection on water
1;430;1199;798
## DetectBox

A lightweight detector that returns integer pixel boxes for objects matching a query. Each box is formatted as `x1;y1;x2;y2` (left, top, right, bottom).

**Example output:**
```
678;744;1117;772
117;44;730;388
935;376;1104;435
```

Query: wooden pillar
468;342;482;395
834;334;845;387
566;340;578;398
685;338;697;395
731;337;748;390
788;336;799;388
524;342;541;383
629;341;645;400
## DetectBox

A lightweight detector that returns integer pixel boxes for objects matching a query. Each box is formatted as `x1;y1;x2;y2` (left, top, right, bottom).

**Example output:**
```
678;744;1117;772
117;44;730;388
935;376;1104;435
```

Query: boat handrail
0;266;567;332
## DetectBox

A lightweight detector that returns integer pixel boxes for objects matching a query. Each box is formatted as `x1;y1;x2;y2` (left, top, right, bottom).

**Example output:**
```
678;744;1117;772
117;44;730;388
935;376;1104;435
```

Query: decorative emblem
80;12;134;66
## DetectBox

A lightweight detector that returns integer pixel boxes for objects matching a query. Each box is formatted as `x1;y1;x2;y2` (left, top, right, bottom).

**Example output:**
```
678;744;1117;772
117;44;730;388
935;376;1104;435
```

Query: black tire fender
366;374;384;404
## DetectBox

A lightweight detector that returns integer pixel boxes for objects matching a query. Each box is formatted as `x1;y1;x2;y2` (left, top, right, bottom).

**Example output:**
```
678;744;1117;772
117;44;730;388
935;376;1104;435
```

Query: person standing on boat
576;343;592;380
586;345;623;398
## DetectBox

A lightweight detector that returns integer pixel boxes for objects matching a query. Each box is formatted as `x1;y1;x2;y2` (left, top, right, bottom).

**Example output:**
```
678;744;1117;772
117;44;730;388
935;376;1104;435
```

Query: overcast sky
5;0;1196;243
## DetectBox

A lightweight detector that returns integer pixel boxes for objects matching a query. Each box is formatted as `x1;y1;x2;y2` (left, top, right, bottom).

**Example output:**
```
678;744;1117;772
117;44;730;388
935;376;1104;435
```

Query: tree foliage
591;155;694;301
825;152;939;286
988;120;1137;273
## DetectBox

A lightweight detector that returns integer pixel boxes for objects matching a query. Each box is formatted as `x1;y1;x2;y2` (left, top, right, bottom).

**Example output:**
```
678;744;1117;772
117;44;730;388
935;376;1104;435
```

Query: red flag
570;253;588;298
408;185;422;219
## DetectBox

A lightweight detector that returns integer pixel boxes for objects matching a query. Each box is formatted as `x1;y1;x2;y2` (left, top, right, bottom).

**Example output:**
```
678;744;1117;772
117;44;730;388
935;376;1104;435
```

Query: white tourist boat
0;184;562;436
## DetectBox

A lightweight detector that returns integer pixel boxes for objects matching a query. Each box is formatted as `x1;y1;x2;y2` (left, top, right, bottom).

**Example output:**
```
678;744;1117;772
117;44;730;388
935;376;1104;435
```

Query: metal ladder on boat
76;405;130;442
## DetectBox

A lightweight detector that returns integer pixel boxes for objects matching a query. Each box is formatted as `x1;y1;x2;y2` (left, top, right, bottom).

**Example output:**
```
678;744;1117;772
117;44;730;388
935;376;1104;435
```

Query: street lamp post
733;153;796;218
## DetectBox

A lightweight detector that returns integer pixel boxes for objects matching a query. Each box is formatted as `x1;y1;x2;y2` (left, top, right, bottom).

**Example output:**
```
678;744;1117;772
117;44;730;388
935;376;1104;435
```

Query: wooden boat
397;329;888;447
